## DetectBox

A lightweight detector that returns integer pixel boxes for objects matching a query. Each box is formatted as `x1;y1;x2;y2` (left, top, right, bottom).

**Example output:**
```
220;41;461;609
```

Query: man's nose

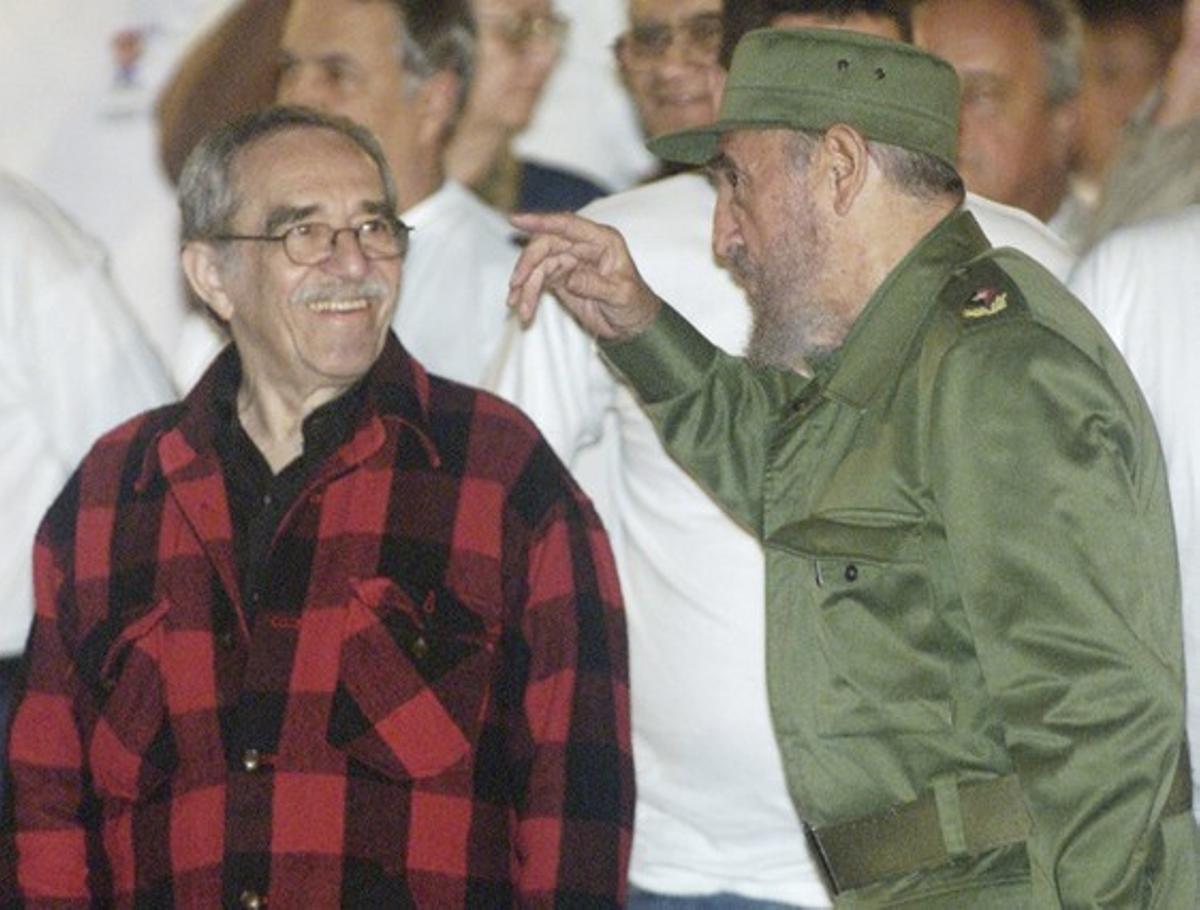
711;191;740;262
322;228;371;277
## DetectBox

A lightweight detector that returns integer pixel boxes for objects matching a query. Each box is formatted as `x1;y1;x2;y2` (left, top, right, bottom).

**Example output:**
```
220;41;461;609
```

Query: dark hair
375;0;476;114
721;0;912;67
179;105;397;242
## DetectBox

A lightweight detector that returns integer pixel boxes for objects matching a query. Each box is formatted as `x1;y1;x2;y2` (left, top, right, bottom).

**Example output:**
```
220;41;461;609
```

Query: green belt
811;752;1193;894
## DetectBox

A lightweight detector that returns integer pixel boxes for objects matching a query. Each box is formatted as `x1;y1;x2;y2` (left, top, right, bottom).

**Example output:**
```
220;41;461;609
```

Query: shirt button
240;890;265;909
844;564;859;582
242;749;262;772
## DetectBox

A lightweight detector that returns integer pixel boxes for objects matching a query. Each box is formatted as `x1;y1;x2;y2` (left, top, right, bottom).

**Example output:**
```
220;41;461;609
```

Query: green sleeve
927;320;1186;905
601;303;802;535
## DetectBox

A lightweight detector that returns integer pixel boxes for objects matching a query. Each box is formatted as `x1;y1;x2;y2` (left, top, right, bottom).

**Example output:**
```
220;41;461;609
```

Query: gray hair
1021;0;1084;106
786;128;964;204
378;0;477;117
179;105;397;243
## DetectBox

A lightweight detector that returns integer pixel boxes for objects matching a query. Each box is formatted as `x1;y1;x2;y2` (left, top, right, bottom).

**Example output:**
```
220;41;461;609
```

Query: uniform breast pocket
85;600;176;803
771;518;954;736
329;577;499;781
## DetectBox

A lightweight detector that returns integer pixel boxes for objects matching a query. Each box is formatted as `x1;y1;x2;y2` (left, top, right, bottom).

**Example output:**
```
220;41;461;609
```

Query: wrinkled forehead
231;127;389;223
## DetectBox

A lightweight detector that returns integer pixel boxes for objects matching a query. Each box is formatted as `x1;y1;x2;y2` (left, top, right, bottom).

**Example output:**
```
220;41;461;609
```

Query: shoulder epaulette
938;255;1030;329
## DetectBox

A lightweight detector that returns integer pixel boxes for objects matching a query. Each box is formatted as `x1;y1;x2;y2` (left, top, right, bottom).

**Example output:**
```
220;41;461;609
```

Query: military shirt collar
822;207;990;410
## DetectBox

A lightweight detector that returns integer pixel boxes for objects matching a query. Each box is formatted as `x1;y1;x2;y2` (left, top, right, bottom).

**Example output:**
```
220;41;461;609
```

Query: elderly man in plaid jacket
1;106;633;908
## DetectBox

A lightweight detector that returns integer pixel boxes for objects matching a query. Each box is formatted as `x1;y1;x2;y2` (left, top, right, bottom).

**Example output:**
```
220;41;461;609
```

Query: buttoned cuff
600;303;719;404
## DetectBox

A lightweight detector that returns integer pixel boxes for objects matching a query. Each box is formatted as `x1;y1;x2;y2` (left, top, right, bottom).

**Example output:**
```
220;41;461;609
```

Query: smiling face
194;127;402;405
620;0;724;139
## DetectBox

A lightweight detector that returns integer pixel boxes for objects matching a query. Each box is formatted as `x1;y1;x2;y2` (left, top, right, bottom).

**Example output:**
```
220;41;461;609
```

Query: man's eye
323;61;353;85
960;80;1006;109
630;25;670;54
686;15;723;49
358;218;387;236
289;223;317;238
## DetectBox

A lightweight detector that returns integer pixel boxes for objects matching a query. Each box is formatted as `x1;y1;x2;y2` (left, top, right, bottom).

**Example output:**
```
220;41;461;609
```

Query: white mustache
293;279;391;306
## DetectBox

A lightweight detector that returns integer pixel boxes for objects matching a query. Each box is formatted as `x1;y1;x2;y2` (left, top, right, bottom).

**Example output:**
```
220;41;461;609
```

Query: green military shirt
603;209;1197;907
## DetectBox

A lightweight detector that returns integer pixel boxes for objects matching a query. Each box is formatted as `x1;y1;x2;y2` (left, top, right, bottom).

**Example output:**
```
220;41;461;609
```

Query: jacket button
242;749;262;772
844;564;859;582
411;636;429;659
240;890;265;909
218;630;237;651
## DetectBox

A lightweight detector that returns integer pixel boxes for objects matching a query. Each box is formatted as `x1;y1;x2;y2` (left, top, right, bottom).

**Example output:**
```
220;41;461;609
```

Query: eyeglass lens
620;13;723;65
485;13;568;51
285;220;409;265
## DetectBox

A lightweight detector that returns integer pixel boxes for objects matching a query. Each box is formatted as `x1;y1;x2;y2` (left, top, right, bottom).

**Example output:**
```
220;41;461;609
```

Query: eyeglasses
614;12;723;69
212;217;411;266
480;12;569;52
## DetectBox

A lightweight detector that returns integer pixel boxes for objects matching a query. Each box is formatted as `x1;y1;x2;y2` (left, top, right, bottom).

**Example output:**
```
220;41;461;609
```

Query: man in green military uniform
506;27;1198;908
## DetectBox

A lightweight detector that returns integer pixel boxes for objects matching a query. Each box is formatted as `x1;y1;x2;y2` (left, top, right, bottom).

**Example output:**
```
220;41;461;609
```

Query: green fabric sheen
602;209;1198;907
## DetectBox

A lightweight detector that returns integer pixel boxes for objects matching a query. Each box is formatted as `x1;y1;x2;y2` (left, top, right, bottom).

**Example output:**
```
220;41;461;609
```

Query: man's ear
416;70;462;147
817;124;871;217
181;241;235;323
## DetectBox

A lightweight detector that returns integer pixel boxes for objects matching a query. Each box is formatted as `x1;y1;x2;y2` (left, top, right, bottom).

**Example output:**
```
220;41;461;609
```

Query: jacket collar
821;207;990;410
137;331;442;493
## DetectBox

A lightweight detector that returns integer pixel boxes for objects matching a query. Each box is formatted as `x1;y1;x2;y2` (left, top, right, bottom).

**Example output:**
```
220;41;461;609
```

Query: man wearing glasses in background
446;0;609;211
2;106;633;907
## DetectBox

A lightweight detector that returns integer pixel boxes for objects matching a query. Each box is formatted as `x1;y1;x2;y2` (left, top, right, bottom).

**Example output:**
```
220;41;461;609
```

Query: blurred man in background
913;0;1083;244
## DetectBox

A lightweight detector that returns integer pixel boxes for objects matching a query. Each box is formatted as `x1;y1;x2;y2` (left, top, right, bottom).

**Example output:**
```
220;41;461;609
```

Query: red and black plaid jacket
2;335;633;908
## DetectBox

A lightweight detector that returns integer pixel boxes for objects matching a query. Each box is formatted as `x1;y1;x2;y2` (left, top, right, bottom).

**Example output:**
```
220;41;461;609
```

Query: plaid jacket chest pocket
84;600;176;803
329;577;500;780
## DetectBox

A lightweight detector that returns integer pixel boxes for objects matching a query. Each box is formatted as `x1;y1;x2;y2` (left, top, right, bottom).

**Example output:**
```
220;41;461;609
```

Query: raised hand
507;212;663;341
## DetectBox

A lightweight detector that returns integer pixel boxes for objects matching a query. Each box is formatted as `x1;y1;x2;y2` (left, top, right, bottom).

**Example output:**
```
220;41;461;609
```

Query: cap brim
646;124;723;166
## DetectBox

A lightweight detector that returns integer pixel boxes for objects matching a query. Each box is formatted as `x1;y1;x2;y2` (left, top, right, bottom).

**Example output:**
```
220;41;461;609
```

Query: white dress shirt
1069;207;1200;821
493;174;1082;904
0;173;173;657
172;179;520;392
970;191;1077;281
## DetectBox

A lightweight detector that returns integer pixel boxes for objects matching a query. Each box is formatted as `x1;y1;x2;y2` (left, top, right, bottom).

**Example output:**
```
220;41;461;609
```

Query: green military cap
649;27;960;169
